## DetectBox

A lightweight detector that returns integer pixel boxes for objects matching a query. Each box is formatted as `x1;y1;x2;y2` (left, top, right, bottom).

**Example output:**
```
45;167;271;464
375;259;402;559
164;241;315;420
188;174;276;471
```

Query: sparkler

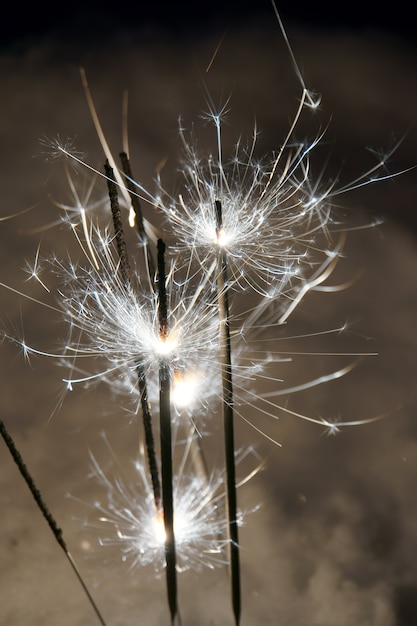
0;420;107;626
215;198;241;624
157;238;178;624
104;159;162;517
84;433;261;574
0;3;407;625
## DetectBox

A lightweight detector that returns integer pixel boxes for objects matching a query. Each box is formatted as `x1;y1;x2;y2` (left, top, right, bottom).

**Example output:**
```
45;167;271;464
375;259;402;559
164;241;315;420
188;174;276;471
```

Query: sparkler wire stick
119;151;156;279
104;161;162;511
215;200;241;626
157;238;178;624
104;160;131;286
0;420;107;626
118;153;147;242
137;367;162;512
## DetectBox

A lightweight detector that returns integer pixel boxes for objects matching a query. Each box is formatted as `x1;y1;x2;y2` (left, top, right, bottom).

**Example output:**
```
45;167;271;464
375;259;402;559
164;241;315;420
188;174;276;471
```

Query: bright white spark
50;225;221;395
89;451;229;573
160;118;332;299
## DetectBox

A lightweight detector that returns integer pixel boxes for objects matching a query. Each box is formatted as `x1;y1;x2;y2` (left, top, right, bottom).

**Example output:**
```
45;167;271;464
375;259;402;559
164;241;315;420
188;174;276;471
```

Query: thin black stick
0;420;107;626
105;160;131;287
215;199;241;626
157;239;177;624
119;152;156;279
105;161;162;511
137;368;162;511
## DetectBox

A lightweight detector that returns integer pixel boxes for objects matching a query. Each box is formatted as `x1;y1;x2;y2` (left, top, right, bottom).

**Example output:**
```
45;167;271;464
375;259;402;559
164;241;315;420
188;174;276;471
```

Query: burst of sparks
85;440;259;573
2;156;386;439
57;234;220;386
157;111;335;298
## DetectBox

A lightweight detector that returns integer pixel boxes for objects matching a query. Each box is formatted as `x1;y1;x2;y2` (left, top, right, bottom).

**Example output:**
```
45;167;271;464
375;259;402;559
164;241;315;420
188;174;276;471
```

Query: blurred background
1;1;417;625
2;0;416;50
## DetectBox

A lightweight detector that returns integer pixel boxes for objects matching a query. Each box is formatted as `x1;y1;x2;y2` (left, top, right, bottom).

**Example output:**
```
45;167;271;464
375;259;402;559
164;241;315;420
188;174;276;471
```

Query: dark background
3;0;417;51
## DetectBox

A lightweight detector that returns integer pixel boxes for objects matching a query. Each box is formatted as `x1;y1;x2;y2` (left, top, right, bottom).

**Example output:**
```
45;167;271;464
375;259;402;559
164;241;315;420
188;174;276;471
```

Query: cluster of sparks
0;7;403;626
86;435;260;574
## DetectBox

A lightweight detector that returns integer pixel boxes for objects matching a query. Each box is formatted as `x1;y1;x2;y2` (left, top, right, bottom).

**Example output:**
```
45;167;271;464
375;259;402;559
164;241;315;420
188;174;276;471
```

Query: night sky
3;0;416;50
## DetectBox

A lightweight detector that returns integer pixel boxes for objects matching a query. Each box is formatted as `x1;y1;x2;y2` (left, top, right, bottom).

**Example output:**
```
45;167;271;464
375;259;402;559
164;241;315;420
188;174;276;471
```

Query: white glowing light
151;511;166;544
128;206;136;228
152;92;342;303
150;506;201;547
153;330;179;356
37;223;222;394
171;370;202;409
215;227;234;248
90;449;230;573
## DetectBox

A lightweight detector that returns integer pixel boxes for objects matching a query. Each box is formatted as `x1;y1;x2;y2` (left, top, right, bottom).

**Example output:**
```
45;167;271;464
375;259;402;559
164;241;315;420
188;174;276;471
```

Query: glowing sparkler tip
154;331;179;356
128;206;136;228
215;227;234;248
172;370;202;409
151;511;166;544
